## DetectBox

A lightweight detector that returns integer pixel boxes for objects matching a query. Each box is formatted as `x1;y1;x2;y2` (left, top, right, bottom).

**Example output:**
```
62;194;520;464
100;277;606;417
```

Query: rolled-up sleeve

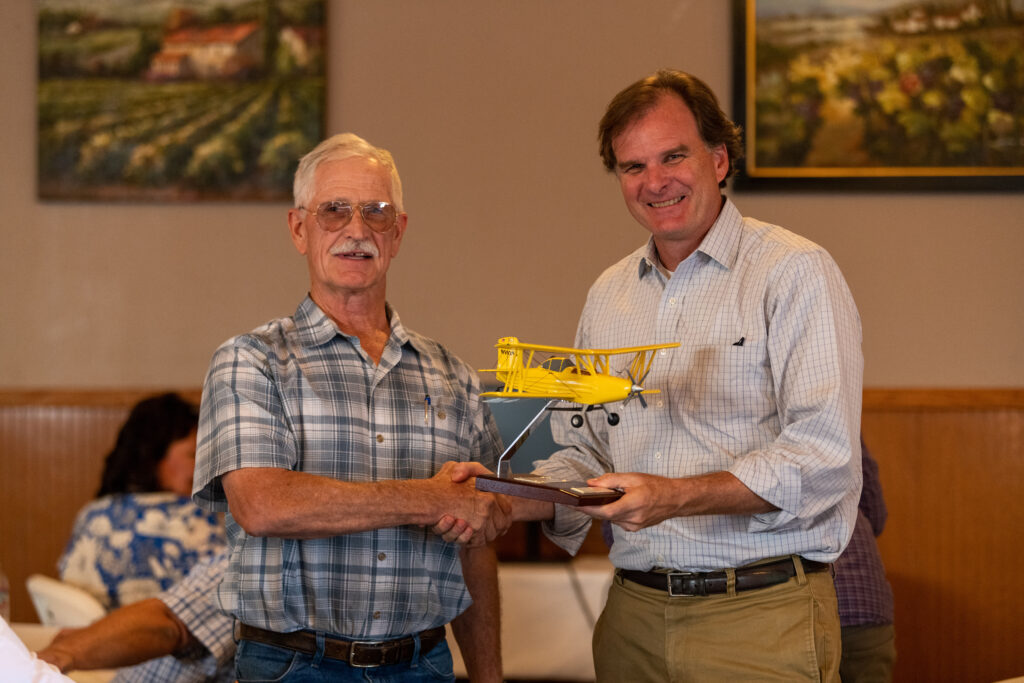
729;249;863;537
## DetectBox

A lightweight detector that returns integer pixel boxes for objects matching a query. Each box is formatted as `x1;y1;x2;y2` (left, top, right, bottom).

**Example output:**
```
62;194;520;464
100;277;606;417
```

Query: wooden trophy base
475;473;623;506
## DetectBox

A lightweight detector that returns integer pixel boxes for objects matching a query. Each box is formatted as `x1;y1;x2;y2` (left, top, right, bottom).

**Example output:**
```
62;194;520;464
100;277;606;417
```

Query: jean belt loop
725;567;737;596
408;631;423;669
792;555;808;586
311;631;326;669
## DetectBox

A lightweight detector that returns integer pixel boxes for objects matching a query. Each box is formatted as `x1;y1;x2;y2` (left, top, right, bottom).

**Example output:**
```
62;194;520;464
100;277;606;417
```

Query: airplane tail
494;336;522;372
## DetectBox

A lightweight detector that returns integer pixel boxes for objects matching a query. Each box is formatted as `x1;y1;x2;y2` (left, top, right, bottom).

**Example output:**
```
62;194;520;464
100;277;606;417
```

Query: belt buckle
348;639;387;668
667;571;705;597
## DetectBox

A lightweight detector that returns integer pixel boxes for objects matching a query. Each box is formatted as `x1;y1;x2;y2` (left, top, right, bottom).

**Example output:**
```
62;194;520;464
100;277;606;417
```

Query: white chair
25;574;106;628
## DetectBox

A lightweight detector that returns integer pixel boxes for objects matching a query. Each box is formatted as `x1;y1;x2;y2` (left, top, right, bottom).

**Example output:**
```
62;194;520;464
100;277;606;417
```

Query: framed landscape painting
38;0;325;201
732;0;1024;190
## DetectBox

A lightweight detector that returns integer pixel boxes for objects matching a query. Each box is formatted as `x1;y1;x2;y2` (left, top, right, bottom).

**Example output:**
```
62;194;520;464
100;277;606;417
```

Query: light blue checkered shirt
193;296;501;637
535;199;863;571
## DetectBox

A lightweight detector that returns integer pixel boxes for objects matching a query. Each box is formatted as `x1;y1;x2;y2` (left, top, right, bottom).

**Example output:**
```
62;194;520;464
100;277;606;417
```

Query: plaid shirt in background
834;440;895;627
194;296;501;638
113;553;233;683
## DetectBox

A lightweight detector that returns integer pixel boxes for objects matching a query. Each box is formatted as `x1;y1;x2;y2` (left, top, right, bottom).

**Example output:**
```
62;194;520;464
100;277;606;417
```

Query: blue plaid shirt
536;199;863;571
193;296;501;637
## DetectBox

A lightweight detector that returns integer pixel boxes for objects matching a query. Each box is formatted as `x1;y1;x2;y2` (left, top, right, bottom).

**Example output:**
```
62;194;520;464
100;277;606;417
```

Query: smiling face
611;92;729;268
287;156;408;305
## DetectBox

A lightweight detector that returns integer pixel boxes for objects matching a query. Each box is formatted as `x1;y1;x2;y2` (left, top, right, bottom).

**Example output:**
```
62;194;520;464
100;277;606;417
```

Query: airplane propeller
622;370;649;409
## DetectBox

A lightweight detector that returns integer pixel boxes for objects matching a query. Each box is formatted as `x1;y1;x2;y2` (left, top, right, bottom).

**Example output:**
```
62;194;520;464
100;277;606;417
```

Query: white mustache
329;238;379;258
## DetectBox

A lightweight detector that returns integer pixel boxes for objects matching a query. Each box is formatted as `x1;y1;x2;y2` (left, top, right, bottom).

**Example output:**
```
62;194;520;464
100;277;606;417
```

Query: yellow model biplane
480;336;679;428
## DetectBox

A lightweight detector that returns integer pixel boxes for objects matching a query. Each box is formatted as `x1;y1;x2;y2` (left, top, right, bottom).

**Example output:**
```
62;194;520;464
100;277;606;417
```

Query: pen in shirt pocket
424;394;431;423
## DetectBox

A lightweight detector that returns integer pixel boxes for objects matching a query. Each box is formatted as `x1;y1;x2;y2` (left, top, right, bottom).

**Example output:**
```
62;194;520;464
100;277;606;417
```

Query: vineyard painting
38;0;325;201
734;0;1024;189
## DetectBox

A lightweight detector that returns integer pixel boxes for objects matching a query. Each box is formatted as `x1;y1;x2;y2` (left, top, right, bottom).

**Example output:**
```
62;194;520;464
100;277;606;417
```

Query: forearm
509;496;554;523
672;471;776;516
223;465;496;538
584;470;776;533
451;545;502;682
37;599;192;672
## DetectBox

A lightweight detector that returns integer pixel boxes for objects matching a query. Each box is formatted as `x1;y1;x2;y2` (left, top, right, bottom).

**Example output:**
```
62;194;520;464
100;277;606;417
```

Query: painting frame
730;0;1024;191
37;0;326;203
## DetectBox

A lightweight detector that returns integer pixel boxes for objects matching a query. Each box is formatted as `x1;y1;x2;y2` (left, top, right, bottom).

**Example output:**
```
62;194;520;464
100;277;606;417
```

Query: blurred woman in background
59;393;225;610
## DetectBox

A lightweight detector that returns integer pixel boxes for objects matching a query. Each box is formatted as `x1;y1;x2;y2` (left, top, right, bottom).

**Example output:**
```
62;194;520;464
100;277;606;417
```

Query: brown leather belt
235;622;446;668
619;556;829;597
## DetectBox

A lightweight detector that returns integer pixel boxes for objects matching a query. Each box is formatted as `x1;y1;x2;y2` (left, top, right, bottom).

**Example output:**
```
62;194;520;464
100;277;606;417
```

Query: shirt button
377;552;386;561
437;410;446;420
376;434;384;443
655;452;662;460
373;611;381;620
656;400;664;408
657;554;665;564
669;297;677;305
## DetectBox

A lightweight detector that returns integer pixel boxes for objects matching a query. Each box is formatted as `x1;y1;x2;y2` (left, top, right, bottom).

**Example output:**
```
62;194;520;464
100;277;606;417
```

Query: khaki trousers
592;559;841;682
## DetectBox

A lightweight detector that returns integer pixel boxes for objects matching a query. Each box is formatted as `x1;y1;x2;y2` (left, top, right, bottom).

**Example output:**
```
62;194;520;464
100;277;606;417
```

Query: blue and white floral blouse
59;492;226;610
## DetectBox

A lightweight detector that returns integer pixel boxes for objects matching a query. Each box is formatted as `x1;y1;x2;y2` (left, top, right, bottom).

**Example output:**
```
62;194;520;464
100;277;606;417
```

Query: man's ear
287;208;309;255
389;212;409;258
712;144;730;185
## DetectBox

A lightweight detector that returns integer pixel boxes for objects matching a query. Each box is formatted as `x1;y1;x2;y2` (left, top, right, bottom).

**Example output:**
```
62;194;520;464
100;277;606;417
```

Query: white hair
292;133;404;211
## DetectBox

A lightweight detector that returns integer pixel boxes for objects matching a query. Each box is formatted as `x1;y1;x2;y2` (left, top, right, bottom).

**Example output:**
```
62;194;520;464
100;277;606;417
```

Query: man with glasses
193;133;506;682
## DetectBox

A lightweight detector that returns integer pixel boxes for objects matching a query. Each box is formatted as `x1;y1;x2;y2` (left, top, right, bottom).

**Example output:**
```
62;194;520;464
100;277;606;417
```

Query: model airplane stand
475;399;624;507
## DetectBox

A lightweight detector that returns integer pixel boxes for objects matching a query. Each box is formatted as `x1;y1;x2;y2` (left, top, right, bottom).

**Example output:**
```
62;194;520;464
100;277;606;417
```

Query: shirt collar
634;196;743;278
696;197;743;270
293;295;416;352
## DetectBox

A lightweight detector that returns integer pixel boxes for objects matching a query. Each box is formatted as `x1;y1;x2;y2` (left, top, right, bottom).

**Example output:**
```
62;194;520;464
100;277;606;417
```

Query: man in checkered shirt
192;133;507;682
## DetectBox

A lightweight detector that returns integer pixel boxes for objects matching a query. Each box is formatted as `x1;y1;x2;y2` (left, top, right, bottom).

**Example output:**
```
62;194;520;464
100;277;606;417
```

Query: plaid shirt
193;296;500;637
113;553;233;683
536;198;864;571
835;441;895;626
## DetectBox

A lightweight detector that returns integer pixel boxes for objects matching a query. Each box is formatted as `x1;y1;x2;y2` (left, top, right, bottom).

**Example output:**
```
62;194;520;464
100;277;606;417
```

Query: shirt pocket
683;311;769;414
399;367;470;479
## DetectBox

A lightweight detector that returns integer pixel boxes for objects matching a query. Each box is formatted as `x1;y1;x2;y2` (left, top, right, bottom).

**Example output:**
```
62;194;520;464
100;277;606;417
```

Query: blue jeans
235;636;456;682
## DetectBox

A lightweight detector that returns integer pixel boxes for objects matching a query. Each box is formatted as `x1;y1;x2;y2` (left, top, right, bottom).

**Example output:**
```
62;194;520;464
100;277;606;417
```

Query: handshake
426;461;517;547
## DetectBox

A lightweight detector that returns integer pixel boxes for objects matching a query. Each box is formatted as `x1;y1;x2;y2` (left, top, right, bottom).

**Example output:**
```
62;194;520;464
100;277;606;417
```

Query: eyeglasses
302;200;399;233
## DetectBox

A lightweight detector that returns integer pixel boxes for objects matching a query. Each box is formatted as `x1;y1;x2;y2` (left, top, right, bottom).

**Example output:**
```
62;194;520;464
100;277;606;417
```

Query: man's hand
581;470;776;531
427;462;511;545
36;628;79;672
432;462;557;542
578;472;683;531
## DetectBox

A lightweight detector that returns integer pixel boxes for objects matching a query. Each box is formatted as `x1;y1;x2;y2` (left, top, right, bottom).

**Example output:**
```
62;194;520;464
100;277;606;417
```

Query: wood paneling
862;389;1024;683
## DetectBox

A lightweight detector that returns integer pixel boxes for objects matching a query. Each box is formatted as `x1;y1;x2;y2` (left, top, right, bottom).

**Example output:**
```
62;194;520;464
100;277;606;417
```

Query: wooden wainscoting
862;389;1024;683
2;388;1022;683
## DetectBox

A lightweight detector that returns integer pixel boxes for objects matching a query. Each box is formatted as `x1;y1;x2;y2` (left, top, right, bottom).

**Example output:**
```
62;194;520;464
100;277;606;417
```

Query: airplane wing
494;339;679;357
481;388;569;399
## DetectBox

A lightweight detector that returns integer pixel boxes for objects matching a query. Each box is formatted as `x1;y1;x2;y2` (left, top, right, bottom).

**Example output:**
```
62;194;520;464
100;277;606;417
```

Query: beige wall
2;1;1022;389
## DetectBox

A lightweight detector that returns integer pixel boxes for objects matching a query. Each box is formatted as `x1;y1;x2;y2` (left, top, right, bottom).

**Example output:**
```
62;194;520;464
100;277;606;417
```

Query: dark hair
96;393;198;496
598;69;744;187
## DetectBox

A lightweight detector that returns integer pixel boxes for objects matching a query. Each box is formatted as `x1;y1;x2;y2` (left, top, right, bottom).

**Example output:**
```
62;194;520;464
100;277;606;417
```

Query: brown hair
598;69;744;186
97;393;197;496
